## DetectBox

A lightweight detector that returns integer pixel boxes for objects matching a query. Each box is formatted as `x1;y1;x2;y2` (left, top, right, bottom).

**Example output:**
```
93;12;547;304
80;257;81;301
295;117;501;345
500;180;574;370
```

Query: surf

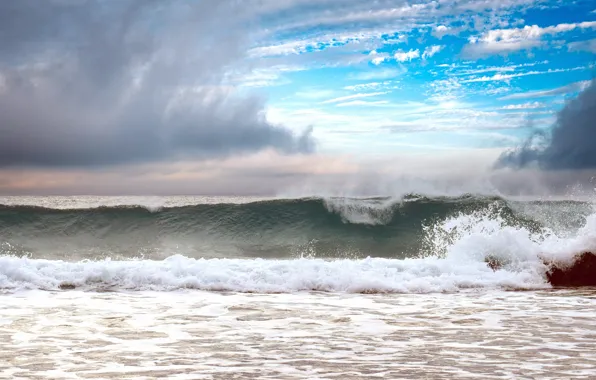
1;195;589;260
0;195;594;293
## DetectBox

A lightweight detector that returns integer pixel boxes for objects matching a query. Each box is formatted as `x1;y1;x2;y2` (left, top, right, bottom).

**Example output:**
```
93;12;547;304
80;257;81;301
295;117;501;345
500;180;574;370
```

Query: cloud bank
0;0;314;168
495;79;596;170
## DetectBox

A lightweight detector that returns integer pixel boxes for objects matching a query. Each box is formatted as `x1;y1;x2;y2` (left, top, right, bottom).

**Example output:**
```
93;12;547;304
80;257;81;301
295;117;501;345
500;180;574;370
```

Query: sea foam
0;254;548;293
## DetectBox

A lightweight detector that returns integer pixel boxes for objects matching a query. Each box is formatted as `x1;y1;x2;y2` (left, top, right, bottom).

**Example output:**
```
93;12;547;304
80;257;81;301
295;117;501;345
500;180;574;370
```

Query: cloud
394;49;420;62
321;92;388;104
368;49;391;65
463;21;596;58
422;45;444;59
500;102;544;110
335;100;389;107
239;68;294;87
432;25;461;39
458;60;549;75
238;0;551;71
349;68;405;81
426;77;464;103
0;1;314;168
568;38;596;53
5;149;596;197
343;81;394;91
249;29;389;58
261;0;539;38
387;45;443;63
0;151;357;196
461;66;588;83
495;80;596;170
499;80;592;100
227;0;559;74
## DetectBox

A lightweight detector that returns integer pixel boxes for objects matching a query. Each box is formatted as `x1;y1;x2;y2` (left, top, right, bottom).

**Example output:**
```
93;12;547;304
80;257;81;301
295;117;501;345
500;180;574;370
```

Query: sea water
1;195;595;379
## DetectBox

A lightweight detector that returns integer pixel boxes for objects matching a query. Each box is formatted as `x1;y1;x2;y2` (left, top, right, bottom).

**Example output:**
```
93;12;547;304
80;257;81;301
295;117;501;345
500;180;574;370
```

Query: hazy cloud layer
2;149;595;197
495;79;596;170
0;0;314;168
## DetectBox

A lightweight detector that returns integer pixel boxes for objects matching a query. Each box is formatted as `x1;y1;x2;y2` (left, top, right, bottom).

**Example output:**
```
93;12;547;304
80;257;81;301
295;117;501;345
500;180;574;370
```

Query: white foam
423;202;596;266
0;254;547;293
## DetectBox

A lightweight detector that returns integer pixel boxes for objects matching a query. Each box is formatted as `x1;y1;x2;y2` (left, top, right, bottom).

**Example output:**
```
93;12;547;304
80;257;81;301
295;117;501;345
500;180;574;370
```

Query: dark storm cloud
495;79;596;170
0;0;314;168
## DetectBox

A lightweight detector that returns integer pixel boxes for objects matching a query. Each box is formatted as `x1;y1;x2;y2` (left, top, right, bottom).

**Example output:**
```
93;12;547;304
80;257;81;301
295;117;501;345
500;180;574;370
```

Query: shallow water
1;289;595;379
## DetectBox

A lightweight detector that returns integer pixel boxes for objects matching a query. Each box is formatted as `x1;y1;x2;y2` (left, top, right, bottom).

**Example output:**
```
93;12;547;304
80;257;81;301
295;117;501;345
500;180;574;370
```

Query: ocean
1;195;595;379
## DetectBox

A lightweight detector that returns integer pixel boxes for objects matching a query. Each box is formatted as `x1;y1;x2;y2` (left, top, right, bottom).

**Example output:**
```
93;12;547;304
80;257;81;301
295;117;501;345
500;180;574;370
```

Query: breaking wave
0;195;594;293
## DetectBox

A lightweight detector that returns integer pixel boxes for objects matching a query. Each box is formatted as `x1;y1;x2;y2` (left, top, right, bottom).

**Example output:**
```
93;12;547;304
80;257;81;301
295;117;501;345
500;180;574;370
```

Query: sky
0;0;595;196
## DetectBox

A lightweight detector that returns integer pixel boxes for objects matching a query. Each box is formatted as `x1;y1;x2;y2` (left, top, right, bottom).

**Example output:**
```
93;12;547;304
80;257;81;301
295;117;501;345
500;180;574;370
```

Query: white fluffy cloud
394;49;420;62
422;45;444;59
432;25;462;39
368;50;391;65
392;45;443;62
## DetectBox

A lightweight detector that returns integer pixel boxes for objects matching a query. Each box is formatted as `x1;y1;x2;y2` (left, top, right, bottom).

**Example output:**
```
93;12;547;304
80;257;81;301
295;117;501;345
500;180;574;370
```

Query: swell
0;195;533;234
0;195;542;259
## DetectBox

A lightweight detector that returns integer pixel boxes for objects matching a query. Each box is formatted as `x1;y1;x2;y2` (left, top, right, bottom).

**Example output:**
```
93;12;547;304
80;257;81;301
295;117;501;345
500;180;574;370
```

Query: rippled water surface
1;289;595;379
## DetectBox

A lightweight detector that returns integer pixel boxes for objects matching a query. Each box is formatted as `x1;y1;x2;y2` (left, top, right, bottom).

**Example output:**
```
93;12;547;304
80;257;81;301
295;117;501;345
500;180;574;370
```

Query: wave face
1;195;595;292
